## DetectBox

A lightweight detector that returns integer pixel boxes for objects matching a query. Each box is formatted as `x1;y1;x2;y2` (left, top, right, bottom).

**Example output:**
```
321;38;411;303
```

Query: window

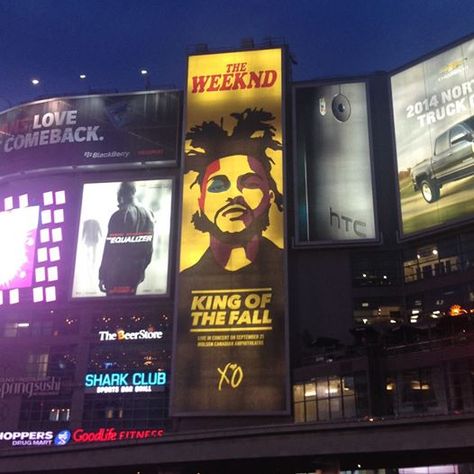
49;408;70;422
449;124;468;144
403;238;462;283
387;367;445;415
352;252;401;287
19;398;72;430
82;392;169;430
353;298;402;326
26;352;49;377
293;374;361;423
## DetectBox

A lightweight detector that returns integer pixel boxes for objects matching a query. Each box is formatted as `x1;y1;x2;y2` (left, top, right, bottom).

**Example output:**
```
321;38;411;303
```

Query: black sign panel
0;91;180;176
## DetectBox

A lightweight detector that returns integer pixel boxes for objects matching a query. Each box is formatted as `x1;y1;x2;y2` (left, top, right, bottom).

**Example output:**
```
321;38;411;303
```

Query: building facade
0;37;473;473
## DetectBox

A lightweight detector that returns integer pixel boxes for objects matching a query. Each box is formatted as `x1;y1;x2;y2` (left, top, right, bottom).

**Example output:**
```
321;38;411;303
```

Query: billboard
0;185;68;305
72;179;172;298
0;91;179;176
391;37;474;236
172;48;288;414
294;81;376;243
0;206;39;290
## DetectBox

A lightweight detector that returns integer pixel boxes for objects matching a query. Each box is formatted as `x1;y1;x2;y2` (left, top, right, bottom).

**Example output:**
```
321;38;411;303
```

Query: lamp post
141;69;150;90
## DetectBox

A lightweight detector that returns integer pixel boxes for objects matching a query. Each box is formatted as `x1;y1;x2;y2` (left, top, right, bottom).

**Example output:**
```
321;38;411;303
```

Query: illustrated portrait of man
99;181;155;296
182;108;283;277
174;108;286;412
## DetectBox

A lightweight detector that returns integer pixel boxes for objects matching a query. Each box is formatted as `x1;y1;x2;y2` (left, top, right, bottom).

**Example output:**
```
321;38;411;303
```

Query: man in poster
174;108;286;413
184;108;283;275
99;181;154;295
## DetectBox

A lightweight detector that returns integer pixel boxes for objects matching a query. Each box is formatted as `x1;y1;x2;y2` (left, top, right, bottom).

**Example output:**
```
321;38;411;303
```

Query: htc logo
330;207;367;238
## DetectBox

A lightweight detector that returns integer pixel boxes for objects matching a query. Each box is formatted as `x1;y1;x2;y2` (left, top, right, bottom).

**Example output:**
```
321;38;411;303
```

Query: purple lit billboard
0;91;180;176
0;206;39;290
0;187;68;305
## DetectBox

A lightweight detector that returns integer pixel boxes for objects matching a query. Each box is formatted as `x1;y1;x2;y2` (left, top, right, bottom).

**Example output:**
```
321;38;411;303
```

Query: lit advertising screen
0;91;179;176
294;81;376;243
0;206;39;290
0;185;68;305
391;37;474;236
72;179;172;298
172;48;288;414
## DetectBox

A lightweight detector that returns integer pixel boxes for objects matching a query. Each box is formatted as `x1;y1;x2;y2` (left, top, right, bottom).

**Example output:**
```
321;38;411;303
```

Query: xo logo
217;363;243;391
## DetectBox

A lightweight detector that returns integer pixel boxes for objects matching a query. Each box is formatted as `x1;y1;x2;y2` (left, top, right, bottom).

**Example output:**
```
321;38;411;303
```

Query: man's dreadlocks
185;108;283;211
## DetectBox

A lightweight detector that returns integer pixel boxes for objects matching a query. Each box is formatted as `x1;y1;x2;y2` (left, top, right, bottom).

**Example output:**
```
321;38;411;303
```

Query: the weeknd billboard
172;48;288;414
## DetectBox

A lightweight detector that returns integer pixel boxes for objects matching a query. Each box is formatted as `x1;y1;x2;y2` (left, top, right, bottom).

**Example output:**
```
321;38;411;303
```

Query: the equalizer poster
172;48;288;414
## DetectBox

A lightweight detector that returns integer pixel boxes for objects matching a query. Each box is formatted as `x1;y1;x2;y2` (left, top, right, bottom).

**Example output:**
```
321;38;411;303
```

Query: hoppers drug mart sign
172;48;288;414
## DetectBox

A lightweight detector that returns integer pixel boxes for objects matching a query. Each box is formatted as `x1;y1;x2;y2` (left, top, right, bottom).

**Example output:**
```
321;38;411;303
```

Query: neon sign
72;428;165;443
98;329;164;342
0;431;54;447
84;371;167;394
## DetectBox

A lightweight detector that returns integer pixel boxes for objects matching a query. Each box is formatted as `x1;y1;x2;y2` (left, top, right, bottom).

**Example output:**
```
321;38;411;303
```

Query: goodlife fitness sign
0;428;165;447
56;427;165;445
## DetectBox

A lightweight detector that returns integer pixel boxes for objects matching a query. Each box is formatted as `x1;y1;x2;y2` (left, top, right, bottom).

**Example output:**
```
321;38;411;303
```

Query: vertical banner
172;48;287;414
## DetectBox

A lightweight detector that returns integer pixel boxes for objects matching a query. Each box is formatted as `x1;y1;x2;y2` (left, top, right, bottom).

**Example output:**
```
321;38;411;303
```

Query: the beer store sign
98;329;164;342
84;371;167;394
0;377;61;399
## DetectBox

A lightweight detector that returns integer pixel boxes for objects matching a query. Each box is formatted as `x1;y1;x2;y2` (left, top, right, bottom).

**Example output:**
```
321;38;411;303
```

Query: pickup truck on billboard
411;116;474;203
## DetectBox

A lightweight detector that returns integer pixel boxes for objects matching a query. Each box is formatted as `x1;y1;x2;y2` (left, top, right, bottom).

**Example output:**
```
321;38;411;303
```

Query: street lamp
141;69;150;90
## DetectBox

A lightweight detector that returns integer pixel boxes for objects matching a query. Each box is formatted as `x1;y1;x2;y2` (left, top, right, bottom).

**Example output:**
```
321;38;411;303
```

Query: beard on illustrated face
192;154;274;246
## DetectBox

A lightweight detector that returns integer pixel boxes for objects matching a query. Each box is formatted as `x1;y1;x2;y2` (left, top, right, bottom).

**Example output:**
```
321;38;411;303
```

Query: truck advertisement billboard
172;48;288;414
294;81;376;243
0;91;179;176
391;37;474;236
71;178;172;298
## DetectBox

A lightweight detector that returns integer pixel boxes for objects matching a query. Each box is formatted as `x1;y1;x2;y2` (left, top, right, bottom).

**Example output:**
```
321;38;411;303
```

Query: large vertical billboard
72;179;172;298
294;81;376;243
391;38;474;236
172;48;288;414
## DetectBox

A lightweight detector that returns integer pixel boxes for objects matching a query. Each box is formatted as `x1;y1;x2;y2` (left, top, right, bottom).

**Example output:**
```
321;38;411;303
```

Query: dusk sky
1;0;473;110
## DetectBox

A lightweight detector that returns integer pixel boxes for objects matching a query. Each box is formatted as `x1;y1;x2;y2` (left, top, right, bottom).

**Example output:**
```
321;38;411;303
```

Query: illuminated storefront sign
173;48;288;415
0;431;54;447
98;328;164;341
84;371;166;394
72;428;164;443
0;376;61;399
2;428;165;447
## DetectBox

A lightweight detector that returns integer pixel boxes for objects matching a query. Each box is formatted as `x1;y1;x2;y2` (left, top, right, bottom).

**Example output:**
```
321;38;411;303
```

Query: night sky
1;0;473;110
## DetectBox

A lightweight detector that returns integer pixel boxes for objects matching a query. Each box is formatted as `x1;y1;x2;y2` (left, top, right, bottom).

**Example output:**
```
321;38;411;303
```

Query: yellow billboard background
180;48;283;271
